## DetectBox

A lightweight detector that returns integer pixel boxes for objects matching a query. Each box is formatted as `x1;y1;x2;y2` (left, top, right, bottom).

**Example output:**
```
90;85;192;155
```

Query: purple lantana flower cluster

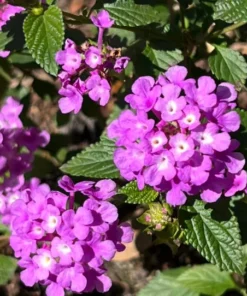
9;175;133;296
107;65;246;206
0;97;50;193
55;10;129;114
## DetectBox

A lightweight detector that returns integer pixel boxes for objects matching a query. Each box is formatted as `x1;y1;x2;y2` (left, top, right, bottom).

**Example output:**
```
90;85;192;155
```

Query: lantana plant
1;0;247;295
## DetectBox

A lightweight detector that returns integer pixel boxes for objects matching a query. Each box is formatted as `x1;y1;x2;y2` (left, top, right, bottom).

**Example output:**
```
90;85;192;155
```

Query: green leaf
118;181;159;204
177;264;236;296
208;46;247;84
0;255;17;285
0;32;13;51
60;136;119;179
138;270;199;296
143;44;184;75
104;0;169;27
236;109;247;131
213;0;247;23
179;200;244;274
138;264;237;296
23;5;64;75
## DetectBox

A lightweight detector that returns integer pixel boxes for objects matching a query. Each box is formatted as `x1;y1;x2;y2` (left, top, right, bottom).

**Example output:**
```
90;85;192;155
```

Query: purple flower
178;105;201;130
155;84;186;122
158;66;195;89
225;170;247;197
107;222;134;252
144;150;176;186
185;76;217;111
0;50;10;58
91;10;114;29
8;177;133;295
0;2;24;30
57;265;87;293
125;76;161;111
109;65;246;206
107;110;154;146
114;57;130;73
146;130;167;153
215;140;245;174
51;237;83;265
86;75;111;106
207;102;240;132
85;46;102;69
200;173;226;202
58;84;83;114
32;249;56;280
41;204;61;233
58;175;75;193
56;42;82;75
46;283;65;296
170;133;195;161
192;123;231;154
113;146;146;179
165;179;189;206
178;152;212;186
92;180;117;200
216;83;237;103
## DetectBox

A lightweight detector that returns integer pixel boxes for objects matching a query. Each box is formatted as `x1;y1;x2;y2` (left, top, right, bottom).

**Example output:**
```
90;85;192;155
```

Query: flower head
90;10;114;29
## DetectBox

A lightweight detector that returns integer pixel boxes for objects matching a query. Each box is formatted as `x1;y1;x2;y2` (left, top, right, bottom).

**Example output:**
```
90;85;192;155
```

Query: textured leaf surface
177;264;236;296
104;0;169;27
138;269;198;296
179;200;244;274
208;46;247;84
143;44;183;74
118;181;159;204
23;5;64;75
0;255;17;285
61;136;119;178
213;0;247;23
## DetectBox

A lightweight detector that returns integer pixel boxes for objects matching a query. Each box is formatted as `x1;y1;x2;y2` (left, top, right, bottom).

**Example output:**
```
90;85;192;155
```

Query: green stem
212;21;247;37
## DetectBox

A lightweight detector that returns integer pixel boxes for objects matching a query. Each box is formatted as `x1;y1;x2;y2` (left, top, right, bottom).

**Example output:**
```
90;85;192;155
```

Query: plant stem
70;192;75;210
212;21;247;37
98;28;104;50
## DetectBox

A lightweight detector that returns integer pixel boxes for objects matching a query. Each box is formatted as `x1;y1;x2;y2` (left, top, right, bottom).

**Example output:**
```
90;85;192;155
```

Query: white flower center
34;226;42;234
167;101;177;114
151;137;162;148
40;255;52;268
58;244;71;255
184;114;195;125
93;54;99;61
9;194;19;205
176;141;189;153
136;123;147;130
158;156;168;170
48;216;58;228
200;132;213;144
